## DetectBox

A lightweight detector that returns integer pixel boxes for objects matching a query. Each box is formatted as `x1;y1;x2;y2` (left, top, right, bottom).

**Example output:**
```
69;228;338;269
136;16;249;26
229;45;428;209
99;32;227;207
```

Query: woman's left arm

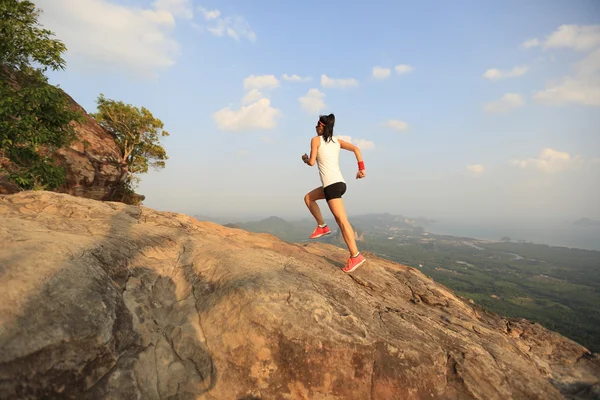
339;139;366;179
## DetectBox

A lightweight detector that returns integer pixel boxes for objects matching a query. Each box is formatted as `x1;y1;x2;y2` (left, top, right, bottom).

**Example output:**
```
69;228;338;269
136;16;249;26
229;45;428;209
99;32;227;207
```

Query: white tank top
316;135;345;187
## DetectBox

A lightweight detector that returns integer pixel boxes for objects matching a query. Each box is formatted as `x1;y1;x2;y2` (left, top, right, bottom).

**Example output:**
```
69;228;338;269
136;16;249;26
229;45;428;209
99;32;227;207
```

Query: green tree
0;0;82;190
91;94;169;191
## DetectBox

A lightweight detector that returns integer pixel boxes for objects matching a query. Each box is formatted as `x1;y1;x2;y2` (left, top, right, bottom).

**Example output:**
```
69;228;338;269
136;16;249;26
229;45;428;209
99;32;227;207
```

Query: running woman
301;113;367;273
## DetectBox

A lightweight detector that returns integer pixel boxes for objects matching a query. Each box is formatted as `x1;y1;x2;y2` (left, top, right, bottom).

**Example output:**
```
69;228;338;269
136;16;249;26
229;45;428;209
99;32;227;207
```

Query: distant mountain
242;216;295;235
200;212;432;232
223;212;435;242
193;214;226;224
223;223;242;229
573;218;600;227
224;216;364;244
224;216;310;242
350;213;432;231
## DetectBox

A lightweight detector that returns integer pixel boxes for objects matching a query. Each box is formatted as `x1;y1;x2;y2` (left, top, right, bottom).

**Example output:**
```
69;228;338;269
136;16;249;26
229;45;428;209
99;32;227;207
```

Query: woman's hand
302;153;309;163
356;170;366;179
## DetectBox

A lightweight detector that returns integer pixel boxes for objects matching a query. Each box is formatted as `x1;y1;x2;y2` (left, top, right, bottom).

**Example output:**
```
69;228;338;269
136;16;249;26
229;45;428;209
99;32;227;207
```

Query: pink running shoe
309;225;331;239
343;253;366;273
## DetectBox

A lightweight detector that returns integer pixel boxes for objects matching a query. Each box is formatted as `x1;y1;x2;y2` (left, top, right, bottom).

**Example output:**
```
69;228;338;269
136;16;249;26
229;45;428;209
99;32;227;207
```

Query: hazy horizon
37;0;599;225
184;211;600;251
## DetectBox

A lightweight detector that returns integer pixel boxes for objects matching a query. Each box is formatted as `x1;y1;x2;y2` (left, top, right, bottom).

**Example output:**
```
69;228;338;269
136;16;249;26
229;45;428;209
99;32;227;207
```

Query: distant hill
225;216;311;242
225;216;365;244
193;214;226;224
239;216;296;237
219;212;435;245
350;212;432;232
574;217;600;227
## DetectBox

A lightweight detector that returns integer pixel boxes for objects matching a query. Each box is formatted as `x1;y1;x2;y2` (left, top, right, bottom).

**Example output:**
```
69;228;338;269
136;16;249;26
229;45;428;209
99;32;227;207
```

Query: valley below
213;213;600;354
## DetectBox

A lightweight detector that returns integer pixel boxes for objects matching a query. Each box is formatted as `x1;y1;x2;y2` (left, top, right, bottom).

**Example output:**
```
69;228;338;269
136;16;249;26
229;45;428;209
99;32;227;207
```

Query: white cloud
213;98;281;131
529;25;600;108
198;7;256;42
509;148;580;173
372;66;391;80
533;75;600;107
200;8;220;20
483;93;525;114
483;66;529;80
521;38;540;49
35;0;181;78
337;135;375;150
467;164;485;176
154;0;193;19
141;9;175;26
237;149;249;156
382;119;409;131
543;24;600;52
298;89;327;114
321;74;359;89
243;75;280;90
242;88;263;104
523;25;600;52
282;74;311;82
215;74;281;130
576;48;600;76
395;64;414;75
353;139;376;150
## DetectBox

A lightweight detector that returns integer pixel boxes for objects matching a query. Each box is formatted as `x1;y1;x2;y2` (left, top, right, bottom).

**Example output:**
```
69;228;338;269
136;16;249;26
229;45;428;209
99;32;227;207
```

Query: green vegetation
91;94;169;197
227;215;600;353
1;1;169;199
0;0;83;190
364;237;600;353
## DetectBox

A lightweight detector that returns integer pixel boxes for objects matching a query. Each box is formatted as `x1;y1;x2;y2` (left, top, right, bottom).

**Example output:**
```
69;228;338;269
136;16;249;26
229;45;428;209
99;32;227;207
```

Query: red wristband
358;161;365;171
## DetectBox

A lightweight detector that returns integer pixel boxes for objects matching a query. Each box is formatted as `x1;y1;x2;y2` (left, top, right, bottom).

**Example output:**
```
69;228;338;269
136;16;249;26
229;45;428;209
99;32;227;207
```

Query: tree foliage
91;94;169;189
0;0;82;190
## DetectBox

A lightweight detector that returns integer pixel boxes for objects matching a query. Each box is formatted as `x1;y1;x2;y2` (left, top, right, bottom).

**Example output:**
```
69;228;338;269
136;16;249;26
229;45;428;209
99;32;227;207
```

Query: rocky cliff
0;88;137;203
0;191;598;400
53;92;132;202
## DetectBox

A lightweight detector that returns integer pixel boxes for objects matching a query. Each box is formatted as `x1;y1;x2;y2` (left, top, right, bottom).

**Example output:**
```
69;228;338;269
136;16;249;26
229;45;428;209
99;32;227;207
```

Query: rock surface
0;191;598;400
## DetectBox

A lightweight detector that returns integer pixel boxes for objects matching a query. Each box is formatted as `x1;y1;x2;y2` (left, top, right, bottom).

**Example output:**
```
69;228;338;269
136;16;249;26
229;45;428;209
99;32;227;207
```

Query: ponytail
319;113;335;143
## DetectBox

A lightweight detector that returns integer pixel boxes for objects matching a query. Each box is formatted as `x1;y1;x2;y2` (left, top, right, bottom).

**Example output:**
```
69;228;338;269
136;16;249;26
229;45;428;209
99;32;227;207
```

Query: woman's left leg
304;186;326;225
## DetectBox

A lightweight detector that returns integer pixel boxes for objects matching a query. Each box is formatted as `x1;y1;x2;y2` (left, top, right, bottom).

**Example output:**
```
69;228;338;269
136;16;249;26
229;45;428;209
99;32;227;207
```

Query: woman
301;113;367;273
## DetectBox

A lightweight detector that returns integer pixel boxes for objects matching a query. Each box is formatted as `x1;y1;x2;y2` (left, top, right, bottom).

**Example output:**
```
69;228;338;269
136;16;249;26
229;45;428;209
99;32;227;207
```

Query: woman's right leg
304;186;326;225
326;198;359;257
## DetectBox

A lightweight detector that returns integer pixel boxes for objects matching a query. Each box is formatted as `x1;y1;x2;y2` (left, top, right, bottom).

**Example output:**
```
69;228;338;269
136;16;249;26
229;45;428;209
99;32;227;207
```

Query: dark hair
319;113;335;143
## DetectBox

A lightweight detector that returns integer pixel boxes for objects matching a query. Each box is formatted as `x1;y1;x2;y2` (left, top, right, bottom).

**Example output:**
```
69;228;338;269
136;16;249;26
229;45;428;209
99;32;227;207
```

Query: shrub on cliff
0;0;83;190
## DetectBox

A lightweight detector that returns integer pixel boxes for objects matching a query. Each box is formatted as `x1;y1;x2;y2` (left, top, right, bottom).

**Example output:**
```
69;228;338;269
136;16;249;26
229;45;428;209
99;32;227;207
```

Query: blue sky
38;0;600;222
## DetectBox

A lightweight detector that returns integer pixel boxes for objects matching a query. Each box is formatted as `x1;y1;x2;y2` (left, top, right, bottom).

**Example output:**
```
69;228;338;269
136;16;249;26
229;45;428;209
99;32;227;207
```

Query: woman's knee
333;213;347;226
304;193;312;206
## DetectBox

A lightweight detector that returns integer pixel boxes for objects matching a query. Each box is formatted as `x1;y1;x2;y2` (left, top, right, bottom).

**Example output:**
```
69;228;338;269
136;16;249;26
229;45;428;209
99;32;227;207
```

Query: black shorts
324;182;347;201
